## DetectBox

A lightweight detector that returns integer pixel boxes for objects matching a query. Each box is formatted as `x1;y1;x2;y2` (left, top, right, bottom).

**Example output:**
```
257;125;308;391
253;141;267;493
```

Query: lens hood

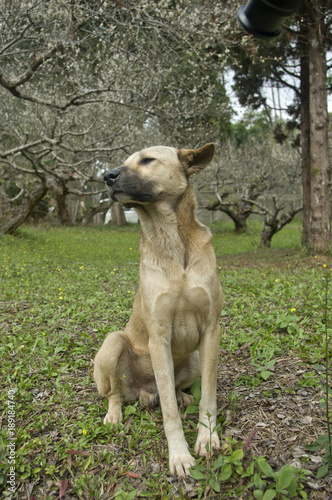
237;0;301;39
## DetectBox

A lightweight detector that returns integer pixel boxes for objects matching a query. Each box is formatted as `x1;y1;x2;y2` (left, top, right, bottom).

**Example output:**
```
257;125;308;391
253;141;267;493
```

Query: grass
0;221;330;499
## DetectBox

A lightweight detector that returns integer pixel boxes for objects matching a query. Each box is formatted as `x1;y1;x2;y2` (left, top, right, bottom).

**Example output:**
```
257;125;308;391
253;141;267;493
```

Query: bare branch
0;21;33;56
0;158;37;175
0;139;45;158
9;188;24;202
0;44;63;96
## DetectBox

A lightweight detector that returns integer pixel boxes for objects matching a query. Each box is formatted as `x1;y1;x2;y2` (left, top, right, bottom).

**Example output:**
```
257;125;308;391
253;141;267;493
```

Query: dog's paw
169;450;196;477
194;431;220;457
176;390;194;407
139;389;159;407
103;407;123;425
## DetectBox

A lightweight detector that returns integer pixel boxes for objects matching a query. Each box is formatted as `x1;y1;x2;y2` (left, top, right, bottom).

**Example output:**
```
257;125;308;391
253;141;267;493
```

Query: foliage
245;457;309;499
228;110;271;147
0;223;330;498
0;0;239;232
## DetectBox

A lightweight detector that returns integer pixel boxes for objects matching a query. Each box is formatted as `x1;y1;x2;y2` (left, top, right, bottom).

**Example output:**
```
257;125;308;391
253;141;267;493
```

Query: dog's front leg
195;324;220;457
148;338;196;476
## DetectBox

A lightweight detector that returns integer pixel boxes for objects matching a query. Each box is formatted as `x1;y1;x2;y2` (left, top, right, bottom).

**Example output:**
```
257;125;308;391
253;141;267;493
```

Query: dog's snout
104;169;121;186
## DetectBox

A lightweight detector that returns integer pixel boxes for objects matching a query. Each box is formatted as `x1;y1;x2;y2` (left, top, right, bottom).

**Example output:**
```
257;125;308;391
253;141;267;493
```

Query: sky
226;57;332;123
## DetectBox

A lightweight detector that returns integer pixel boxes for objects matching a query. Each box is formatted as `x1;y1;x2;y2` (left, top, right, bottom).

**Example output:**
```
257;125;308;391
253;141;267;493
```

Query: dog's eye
140;157;154;165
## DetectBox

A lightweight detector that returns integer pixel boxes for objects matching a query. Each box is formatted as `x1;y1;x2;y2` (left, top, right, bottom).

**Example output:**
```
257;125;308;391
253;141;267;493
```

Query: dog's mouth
104;167;157;205
109;187;154;204
107;187;123;202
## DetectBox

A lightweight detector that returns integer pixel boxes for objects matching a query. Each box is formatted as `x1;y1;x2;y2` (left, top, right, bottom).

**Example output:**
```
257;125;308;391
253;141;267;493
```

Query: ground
1;227;332;499
216;350;332;498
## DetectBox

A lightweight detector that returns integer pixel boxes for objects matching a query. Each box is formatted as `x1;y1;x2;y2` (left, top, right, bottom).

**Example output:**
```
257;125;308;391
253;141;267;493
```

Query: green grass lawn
0;223;331;499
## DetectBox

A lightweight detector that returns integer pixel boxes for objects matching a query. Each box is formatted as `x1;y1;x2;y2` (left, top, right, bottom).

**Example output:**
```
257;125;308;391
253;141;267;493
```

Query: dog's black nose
104;169;121;186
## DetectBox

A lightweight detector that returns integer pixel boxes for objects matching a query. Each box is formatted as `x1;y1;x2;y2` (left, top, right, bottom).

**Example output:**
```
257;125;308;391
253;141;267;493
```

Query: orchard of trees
0;0;331;252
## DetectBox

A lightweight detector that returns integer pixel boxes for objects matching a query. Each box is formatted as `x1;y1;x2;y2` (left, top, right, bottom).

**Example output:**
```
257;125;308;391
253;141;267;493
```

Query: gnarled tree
200;134;302;239
259;195;303;247
0;0;238;233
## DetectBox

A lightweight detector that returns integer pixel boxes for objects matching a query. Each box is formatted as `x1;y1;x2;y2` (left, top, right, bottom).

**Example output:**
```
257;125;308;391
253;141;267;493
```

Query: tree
0;0;132;232
200;132;302;239
81;200;114;227
303;2;331;252
231;0;332;252
111;203;127;227
259;195;303;247
0;180;48;234
0;0;239;233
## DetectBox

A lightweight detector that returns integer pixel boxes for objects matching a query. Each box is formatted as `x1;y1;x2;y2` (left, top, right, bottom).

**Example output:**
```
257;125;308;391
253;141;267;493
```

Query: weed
228;390;240;411
244;456;310;499
250;344;276;382
190;435;244;498
191;434;310;500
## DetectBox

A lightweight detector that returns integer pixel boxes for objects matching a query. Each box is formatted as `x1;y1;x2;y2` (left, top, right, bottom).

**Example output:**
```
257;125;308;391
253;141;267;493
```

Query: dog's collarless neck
137;199;210;270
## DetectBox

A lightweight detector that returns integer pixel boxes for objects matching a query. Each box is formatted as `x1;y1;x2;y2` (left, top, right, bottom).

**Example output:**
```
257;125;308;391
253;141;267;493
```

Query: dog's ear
177;143;215;175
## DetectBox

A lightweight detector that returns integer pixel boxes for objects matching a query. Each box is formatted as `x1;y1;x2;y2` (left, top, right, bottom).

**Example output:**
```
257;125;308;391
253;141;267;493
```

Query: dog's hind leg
94;331;128;425
176;389;194;407
174;352;201;407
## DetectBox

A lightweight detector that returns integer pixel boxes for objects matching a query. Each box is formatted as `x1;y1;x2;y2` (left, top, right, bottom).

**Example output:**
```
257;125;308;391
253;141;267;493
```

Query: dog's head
104;143;215;207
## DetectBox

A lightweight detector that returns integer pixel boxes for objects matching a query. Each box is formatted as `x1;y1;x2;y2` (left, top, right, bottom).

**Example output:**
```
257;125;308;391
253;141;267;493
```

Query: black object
237;0;301;39
104;169;120;186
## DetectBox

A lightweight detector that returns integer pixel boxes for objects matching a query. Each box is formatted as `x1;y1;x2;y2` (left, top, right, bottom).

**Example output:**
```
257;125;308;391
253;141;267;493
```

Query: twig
323;273;332;458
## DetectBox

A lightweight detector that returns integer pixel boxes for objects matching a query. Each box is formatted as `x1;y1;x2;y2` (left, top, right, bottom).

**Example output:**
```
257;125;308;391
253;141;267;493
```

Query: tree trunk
111;202;126;226
0;186;11;221
302;11;331;253
260;218;274;248
0;182;48;234
234;216;248;234
81;200;113;226
56;192;72;226
260;207;303;248
300;16;311;248
205;200;249;233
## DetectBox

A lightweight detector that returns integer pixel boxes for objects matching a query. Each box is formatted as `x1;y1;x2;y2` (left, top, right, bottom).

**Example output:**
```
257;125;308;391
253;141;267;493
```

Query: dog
94;143;223;476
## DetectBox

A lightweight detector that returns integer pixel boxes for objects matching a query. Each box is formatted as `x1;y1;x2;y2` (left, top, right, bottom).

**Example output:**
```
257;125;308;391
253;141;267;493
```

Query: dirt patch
220;248;328;271
217;347;332;498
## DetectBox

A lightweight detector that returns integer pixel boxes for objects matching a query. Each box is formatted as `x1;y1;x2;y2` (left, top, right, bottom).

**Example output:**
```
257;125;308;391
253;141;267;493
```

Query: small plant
296;370;321;389
236;345;276;388
250;344;275;380
114;489;138;500
305;435;332;478
251;358;276;382
191;437;310;499
244;457;309;499
190;436;244;497
228;390;240;411
276;313;304;336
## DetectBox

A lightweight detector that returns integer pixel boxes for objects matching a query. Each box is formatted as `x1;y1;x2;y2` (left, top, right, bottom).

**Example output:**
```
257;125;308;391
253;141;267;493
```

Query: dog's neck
136;186;210;269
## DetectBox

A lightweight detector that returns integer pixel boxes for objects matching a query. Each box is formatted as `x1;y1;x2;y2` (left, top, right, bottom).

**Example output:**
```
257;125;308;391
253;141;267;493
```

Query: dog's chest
155;283;211;356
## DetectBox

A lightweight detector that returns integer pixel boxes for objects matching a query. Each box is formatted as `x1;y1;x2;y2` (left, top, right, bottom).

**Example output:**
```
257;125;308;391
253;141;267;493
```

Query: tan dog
94;143;222;476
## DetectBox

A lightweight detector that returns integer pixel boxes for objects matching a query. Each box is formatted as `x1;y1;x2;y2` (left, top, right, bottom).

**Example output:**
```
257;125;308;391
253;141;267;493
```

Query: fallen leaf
124;470;141;479
59;480;69;499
